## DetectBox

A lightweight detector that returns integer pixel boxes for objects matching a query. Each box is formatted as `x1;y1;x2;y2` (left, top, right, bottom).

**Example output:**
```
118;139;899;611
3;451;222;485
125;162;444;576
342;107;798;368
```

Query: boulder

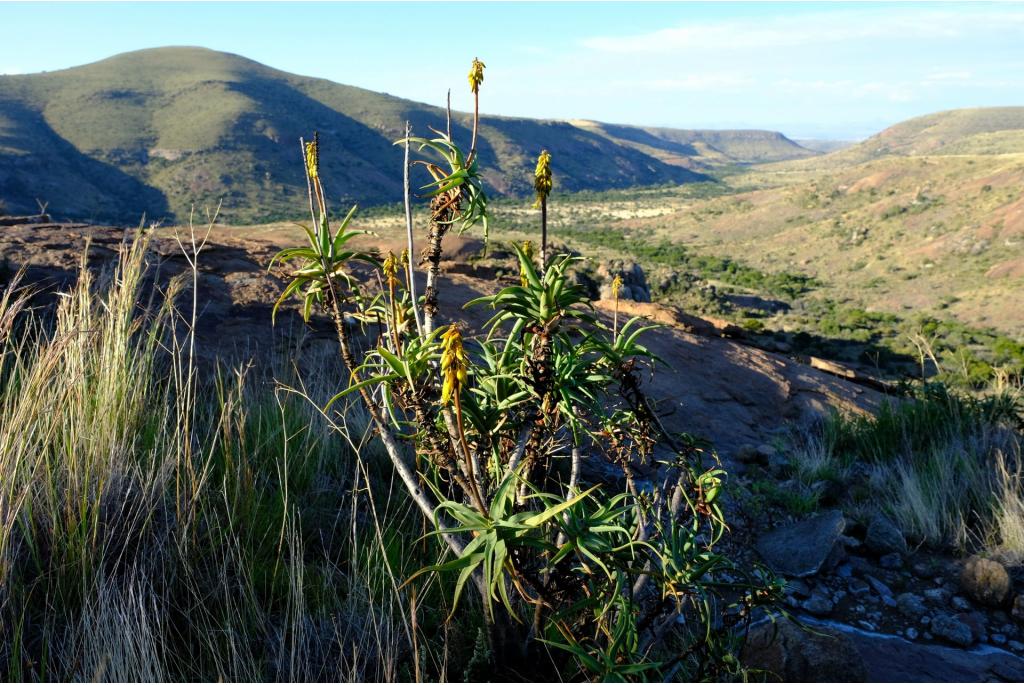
598;260;651;302
741;620;868;682
864;575;893;599
960;556;1011;607
1012;595;1024;622
802;594;835;616
896;592;927;618
879;552;903;569
785;579;812;598
755;510;846;578
865;514;907;556
931;613;975;647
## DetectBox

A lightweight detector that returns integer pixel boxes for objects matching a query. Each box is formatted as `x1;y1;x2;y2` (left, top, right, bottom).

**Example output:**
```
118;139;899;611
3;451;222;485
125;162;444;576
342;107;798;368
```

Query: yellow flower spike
440;325;467;405
383;251;400;289
468;57;486;94
533;150;552;209
522;240;534;260
611;274;623;299
305;138;319;180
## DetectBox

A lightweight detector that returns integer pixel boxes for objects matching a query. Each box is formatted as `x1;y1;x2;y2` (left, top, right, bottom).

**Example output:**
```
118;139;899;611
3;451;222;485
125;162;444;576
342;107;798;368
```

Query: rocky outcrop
742;619;868;682
755;510;846;578
797;616;1024;682
597;260;651;302
865;514;908;556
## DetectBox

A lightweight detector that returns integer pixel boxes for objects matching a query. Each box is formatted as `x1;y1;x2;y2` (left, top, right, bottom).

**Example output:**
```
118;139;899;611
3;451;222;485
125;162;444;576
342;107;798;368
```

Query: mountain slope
815;107;1024;166
567;120;816;169
0;47;815;224
571;107;1024;339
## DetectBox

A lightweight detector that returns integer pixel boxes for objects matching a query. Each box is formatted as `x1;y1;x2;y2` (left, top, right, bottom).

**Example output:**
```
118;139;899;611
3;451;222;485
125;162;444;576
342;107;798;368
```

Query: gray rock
882;595;897;608
849;578;870;596
785;579;812;598
931;613;975;647
993;633;1008;646
857;620;877;631
736;443;768;464
755;510;846;578
1012;595;1024;622
905;627;919;640
912;561;934;578
838;535;862;550
960;611;989;642
847;556;875;576
897;592;927;618
865;514;907;556
837;563;853;578
821;537;849;573
879;552;903;569
951;595;971;611
923;587;951;604
921;615;932;626
1011;640;1024;652
961;556;1011;607
833;590;848;604
598;260;651;302
802;594;834;616
741;619;868;682
865;575;894;598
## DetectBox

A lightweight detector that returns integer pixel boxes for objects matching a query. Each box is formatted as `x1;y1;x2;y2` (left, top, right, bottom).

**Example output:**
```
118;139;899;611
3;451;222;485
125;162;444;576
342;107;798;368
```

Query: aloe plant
272;57;781;680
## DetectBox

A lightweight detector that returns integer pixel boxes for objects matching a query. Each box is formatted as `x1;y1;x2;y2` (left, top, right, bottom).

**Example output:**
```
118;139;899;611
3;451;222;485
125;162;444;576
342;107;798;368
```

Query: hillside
0;47;815;224
804;107;1024;166
432;107;1024;375
569;119;815;168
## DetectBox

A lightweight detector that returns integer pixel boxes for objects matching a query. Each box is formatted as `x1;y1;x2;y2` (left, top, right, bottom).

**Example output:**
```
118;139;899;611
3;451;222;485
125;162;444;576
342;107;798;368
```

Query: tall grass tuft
793;383;1023;553
0;233;445;681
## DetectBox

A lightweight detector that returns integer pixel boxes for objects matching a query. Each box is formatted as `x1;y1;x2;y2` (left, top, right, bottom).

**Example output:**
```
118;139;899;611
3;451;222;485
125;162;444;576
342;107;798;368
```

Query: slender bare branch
403;121;423;336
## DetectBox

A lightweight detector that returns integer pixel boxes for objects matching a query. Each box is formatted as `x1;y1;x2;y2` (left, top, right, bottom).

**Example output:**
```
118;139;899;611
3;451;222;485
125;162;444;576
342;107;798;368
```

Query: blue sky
1;2;1021;139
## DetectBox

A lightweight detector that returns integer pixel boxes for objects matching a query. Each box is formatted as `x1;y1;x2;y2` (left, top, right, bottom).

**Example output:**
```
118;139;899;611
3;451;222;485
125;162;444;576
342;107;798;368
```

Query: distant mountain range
0;47;817;224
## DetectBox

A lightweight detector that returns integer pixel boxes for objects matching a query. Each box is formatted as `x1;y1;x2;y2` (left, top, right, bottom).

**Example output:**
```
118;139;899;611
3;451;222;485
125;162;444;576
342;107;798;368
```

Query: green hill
819;107;1024;165
0;47;816;224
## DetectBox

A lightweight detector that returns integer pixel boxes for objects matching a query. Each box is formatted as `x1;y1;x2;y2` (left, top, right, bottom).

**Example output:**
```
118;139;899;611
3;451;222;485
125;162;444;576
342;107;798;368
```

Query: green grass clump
0;235;468;681
792;384;1023;552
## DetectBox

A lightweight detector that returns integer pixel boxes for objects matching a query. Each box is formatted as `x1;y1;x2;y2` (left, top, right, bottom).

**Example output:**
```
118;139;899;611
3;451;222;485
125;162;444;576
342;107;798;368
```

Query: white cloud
924;70;973;83
580;8;1024;55
619;74;753;92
